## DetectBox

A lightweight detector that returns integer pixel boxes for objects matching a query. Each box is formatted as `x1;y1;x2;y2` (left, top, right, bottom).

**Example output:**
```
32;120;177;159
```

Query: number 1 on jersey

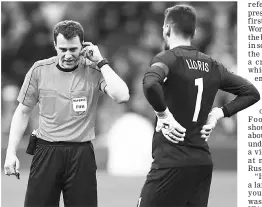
193;78;203;122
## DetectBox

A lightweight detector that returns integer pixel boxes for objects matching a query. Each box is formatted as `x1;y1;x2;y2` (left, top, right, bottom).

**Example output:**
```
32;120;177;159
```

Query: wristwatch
97;58;109;69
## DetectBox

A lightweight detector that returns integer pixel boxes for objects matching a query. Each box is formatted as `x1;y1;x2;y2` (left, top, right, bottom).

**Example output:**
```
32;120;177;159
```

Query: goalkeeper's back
149;45;259;169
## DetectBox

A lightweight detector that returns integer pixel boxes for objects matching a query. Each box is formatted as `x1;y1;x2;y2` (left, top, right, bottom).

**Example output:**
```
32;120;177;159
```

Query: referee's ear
81;41;86;50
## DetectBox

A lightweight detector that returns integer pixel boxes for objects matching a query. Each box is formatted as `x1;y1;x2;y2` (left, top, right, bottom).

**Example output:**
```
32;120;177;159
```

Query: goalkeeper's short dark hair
164;5;196;39
53;20;84;44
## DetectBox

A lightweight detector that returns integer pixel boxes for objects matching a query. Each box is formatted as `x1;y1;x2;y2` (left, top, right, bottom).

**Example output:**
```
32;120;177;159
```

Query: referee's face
55;34;82;69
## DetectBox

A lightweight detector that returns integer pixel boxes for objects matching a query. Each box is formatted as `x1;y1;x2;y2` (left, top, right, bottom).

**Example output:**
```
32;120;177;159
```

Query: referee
4;20;129;207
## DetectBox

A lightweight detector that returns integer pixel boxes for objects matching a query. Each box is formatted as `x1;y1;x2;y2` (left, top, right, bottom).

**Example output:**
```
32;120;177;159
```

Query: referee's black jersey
149;45;257;169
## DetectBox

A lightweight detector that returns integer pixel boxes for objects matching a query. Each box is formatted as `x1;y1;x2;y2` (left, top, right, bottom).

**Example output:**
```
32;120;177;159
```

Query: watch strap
97;58;109;69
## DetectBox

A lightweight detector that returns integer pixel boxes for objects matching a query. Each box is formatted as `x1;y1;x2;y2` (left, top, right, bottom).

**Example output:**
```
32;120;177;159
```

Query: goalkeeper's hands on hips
201;107;224;141
155;108;186;144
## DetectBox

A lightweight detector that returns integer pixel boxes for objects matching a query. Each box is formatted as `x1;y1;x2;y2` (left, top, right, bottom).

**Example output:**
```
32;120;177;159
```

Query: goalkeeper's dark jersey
148;46;259;169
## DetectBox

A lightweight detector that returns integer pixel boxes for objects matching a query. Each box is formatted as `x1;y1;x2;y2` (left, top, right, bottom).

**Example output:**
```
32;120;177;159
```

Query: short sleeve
17;64;39;107
99;75;107;93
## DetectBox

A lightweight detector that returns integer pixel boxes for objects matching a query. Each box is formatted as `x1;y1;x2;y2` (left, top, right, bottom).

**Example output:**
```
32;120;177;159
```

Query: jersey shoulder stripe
33;56;57;70
22;57;57;105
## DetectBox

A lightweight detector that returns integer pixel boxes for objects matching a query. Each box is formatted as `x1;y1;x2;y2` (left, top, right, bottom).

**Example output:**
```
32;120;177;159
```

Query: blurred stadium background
1;1;237;207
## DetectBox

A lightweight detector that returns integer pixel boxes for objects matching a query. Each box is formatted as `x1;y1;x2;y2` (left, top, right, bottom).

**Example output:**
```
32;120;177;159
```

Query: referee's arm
7;103;33;154
7;64;38;154
143;62;169;112
100;64;130;104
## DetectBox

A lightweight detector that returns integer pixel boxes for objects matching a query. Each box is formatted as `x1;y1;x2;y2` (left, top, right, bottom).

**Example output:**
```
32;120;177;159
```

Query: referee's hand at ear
80;42;103;63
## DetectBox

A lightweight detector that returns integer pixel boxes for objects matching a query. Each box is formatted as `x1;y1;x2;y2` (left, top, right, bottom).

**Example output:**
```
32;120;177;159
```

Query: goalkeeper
138;4;260;207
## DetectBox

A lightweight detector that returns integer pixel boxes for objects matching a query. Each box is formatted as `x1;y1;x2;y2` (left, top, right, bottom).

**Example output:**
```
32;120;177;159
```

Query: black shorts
137;165;213;207
24;138;97;207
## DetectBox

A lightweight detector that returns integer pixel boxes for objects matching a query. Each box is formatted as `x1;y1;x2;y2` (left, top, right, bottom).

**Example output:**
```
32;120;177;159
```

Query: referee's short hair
53;20;84;44
164;5;196;39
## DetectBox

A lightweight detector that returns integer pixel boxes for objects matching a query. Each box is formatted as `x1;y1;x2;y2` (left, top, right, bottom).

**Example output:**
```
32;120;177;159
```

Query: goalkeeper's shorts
137;165;213;207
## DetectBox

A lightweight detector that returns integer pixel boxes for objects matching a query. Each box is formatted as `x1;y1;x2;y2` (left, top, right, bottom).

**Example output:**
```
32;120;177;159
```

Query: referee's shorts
24;138;97;207
137;165;213;207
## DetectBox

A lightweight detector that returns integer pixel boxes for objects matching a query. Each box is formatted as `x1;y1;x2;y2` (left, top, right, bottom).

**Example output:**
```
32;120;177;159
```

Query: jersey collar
174;45;197;50
56;63;78;72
